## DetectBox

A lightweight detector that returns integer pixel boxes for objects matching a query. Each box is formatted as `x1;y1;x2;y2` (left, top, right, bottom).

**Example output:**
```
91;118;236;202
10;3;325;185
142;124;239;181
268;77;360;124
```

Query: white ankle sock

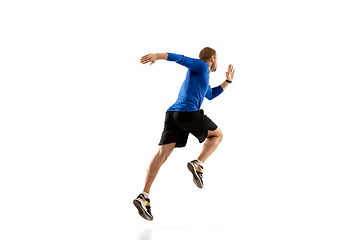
142;192;150;199
196;159;203;167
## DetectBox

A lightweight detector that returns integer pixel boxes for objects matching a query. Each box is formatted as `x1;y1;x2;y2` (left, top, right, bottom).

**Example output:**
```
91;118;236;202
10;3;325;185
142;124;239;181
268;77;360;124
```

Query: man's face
210;54;218;72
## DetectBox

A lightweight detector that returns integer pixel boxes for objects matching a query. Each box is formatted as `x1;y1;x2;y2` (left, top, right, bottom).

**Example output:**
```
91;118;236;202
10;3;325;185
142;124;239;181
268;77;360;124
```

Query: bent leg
197;128;223;164
143;143;176;193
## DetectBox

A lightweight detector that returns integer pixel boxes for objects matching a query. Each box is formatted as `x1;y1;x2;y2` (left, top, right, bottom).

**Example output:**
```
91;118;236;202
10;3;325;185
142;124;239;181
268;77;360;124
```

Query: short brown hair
199;47;216;61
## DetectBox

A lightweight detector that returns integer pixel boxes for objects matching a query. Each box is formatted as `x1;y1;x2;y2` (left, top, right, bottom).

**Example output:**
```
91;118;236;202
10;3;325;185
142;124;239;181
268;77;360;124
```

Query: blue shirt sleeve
205;85;224;100
167;53;208;73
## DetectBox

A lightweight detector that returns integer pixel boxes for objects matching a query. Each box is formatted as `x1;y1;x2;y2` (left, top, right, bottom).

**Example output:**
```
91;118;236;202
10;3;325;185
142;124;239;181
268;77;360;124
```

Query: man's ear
211;55;215;63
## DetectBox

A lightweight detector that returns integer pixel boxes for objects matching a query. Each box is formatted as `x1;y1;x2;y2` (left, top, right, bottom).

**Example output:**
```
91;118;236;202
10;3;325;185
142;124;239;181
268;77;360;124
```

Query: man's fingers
140;54;157;65
229;64;235;74
140;54;151;64
225;64;235;81
227;64;234;73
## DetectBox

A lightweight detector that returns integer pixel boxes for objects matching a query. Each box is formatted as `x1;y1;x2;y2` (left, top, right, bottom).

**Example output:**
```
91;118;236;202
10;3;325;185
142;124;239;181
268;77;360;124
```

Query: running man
133;47;235;221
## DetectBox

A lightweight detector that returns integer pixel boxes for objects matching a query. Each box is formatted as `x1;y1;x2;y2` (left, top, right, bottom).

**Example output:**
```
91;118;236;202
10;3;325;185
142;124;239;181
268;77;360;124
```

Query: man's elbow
206;95;214;101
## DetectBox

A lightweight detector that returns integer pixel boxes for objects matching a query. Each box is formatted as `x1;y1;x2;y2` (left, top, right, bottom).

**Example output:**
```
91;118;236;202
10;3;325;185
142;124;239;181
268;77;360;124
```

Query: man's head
199;47;218;72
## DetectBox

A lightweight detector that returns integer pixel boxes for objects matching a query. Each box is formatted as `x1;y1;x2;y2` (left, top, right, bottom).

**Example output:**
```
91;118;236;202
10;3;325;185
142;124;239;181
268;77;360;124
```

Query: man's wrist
226;79;232;83
156;53;168;60
221;80;231;90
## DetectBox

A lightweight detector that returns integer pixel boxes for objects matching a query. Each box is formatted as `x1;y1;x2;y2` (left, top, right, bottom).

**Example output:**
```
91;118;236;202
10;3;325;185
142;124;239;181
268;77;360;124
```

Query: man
133;47;235;221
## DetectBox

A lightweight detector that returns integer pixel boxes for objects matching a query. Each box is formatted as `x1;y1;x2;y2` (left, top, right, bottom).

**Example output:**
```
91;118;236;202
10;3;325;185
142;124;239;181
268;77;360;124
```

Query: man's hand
225;64;235;82
221;64;235;90
140;53;168;66
140;53;158;66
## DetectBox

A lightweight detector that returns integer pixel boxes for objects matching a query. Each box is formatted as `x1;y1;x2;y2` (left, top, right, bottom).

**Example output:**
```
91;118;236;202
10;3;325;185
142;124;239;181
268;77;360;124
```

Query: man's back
166;53;223;112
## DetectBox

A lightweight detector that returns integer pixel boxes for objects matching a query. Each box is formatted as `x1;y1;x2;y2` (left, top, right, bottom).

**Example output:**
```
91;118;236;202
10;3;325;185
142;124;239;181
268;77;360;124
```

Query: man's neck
206;62;212;72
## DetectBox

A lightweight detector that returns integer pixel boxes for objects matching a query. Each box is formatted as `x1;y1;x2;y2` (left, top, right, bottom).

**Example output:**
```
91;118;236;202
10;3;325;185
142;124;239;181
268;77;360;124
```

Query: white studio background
0;0;359;240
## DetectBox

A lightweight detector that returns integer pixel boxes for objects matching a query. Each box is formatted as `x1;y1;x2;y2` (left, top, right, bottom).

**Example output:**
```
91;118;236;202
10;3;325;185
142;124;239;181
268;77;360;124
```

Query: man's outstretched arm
141;53;206;73
140;53;168;66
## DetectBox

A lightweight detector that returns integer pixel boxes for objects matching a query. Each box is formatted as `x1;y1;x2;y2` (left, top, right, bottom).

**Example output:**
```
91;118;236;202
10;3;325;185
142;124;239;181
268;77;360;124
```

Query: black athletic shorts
159;109;217;148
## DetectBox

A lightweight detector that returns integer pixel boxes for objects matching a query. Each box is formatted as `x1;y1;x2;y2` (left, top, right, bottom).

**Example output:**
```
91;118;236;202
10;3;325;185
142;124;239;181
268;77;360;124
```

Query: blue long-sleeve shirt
166;53;224;112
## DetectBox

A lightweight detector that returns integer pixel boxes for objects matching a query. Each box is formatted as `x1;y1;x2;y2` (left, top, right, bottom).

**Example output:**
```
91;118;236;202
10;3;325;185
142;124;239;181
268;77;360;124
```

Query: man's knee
217;128;224;142
158;143;176;160
208;128;223;141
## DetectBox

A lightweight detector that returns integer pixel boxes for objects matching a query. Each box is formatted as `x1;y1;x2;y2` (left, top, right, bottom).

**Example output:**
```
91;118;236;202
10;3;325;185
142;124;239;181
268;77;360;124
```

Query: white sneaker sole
133;199;153;221
187;162;203;188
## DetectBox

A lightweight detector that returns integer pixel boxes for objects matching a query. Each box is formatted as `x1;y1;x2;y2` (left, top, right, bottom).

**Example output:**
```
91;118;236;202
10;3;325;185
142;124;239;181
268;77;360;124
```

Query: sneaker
187;160;204;188
133;193;153;221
